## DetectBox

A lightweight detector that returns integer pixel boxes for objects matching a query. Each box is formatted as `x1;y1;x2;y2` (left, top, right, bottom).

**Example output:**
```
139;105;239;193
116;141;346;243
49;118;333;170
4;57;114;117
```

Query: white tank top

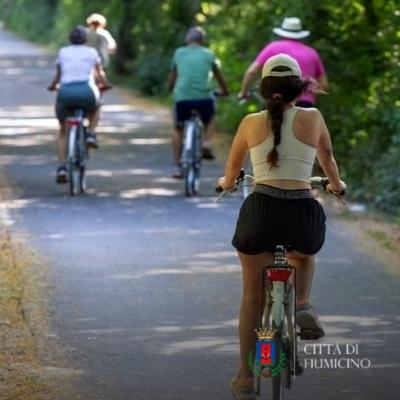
250;108;316;183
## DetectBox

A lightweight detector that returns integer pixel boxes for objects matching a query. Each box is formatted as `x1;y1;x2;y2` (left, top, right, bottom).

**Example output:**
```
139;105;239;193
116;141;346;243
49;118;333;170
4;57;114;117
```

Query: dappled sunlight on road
0;133;53;146
128;137;170;145
0;198;37;209
0;127;51;135
0;67;25;76
0;117;57;128
110;263;239;281
86;168;153;177
0;155;52;166
160;337;235;355
196;251;237;259
119;187;180;198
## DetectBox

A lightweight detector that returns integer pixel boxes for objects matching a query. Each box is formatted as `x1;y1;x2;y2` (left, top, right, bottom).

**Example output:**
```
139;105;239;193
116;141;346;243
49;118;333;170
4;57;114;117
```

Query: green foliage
0;0;399;215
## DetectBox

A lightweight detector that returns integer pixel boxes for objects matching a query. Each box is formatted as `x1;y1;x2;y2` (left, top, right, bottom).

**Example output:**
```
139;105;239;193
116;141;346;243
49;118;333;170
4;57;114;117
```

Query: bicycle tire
192;121;202;194
184;165;196;196
284;281;296;387
67;125;78;196
270;282;285;400
77;125;87;194
182;120;198;197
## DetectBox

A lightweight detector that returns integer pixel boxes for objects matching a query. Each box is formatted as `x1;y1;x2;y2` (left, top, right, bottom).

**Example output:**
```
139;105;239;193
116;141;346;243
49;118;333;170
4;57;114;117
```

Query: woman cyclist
218;54;346;399
48;25;109;183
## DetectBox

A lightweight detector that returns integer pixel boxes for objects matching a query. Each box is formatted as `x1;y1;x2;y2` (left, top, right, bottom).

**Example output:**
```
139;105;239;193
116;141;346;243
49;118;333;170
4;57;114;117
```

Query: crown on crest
255;328;276;340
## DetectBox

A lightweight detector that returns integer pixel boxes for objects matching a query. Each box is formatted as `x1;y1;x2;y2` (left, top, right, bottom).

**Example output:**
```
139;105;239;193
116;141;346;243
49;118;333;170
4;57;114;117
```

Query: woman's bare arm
47;64;61;90
221;116;250;189
316;111;345;192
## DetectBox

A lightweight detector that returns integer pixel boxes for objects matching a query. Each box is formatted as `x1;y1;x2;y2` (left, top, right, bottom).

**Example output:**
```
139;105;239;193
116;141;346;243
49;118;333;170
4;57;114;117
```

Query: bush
134;53;171;96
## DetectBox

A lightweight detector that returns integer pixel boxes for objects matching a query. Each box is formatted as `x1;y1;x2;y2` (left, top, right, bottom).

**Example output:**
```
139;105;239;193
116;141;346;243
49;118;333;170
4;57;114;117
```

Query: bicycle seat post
273;246;288;267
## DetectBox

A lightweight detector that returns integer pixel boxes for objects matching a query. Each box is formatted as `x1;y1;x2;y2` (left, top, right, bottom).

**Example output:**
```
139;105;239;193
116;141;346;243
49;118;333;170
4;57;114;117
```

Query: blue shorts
56;81;99;122
173;99;215;128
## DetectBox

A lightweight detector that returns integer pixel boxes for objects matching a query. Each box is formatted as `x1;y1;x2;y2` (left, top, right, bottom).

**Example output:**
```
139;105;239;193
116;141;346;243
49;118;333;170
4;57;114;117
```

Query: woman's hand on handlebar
47;84;58;92
216;176;235;193
98;83;113;92
326;180;347;197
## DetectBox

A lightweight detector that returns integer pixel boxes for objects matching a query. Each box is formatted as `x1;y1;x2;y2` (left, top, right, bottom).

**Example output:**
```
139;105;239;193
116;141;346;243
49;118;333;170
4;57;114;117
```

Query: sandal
296;303;325;340
230;375;256;400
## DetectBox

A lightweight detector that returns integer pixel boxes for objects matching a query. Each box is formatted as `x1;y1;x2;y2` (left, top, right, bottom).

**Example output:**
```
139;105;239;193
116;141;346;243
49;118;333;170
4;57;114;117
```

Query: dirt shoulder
328;198;400;276
0;175;78;400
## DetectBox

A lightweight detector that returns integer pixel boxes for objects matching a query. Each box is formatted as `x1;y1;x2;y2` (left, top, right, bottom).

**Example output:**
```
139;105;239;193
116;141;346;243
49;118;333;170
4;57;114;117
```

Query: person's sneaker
202;146;215;160
86;131;98;149
296;303;325;339
230;376;256;400
56;165;67;184
171;165;183;179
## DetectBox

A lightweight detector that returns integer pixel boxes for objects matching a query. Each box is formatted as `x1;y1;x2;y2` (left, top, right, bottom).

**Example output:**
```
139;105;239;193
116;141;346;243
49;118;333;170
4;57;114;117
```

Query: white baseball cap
261;54;302;78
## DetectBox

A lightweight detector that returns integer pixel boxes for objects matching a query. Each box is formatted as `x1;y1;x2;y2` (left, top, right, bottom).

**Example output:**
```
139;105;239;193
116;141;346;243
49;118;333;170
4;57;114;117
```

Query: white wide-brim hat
273;17;310;39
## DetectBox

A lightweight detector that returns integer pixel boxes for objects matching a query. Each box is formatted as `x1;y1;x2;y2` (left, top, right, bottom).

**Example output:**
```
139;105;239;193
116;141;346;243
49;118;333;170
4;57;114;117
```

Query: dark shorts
56;81;99;122
232;185;326;255
173;99;215;128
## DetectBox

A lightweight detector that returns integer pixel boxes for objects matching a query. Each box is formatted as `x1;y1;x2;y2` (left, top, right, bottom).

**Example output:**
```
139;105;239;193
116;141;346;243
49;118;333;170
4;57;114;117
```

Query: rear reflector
66;119;81;126
266;268;291;282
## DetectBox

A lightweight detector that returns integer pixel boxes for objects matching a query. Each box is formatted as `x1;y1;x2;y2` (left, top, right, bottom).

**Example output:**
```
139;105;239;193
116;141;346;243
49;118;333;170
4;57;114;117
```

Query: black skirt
232;185;326;255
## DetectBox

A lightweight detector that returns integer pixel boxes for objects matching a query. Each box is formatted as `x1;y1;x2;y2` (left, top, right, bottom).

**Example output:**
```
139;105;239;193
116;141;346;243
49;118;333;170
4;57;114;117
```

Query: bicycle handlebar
215;170;346;201
47;83;113;92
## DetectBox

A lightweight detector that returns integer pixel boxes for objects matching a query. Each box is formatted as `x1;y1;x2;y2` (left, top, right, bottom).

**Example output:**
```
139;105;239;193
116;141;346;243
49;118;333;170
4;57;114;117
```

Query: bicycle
216;171;344;400
180;92;226;197
49;84;112;196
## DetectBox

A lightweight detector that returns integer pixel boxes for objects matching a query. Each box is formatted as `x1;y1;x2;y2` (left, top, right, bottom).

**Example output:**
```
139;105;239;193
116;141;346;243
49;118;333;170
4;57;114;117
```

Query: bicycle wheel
192;121;202;194
182;120;198;197
77;125;87;194
283;280;297;387
270;282;286;400
67;125;78;196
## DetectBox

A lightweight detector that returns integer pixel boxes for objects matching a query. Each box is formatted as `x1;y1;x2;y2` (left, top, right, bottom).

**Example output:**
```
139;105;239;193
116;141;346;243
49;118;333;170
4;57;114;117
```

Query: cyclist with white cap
239;17;328;107
167;26;229;178
86;13;117;69
220;54;345;399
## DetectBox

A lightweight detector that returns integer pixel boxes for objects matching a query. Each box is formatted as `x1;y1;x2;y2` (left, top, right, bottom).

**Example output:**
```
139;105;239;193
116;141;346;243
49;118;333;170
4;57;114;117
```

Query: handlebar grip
238;169;245;181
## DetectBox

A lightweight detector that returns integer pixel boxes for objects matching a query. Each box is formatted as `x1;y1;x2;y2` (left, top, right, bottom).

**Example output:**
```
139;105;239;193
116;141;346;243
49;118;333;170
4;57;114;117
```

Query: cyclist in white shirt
48;25;109;183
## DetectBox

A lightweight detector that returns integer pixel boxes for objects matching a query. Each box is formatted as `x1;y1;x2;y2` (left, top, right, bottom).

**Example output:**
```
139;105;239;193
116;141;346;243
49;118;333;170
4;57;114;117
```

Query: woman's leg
287;251;324;336
57;122;67;163
286;252;314;306
237;251;273;378
88;107;100;131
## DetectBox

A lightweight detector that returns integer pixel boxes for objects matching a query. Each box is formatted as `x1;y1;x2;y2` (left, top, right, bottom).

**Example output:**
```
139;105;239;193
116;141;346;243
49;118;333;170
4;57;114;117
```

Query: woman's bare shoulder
295;107;323;126
241;111;267;125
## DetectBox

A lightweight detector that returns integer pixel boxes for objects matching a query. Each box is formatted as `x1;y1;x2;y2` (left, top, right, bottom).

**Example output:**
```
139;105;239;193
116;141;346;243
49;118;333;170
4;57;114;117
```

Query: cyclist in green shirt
167;26;229;178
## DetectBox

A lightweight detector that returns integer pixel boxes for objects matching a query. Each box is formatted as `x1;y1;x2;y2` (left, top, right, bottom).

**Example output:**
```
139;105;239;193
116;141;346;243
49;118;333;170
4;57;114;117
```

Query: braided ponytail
266;96;285;168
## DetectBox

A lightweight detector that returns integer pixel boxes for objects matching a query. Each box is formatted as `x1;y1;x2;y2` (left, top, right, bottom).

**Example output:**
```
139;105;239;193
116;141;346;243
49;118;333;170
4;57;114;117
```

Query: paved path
0;29;399;400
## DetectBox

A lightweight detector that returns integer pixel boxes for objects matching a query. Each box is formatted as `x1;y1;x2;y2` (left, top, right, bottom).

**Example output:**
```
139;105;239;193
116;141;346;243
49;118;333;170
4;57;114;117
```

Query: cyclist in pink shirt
239;17;328;107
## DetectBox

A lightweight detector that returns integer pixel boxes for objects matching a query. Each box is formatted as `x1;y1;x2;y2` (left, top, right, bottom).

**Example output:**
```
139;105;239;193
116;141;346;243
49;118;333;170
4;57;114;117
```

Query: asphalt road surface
0;29;399;400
